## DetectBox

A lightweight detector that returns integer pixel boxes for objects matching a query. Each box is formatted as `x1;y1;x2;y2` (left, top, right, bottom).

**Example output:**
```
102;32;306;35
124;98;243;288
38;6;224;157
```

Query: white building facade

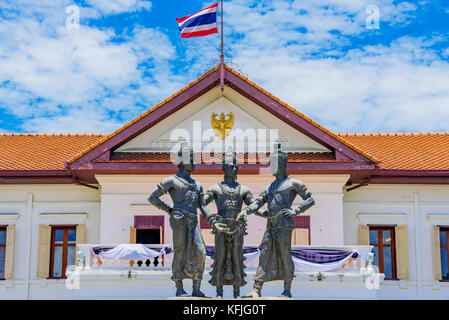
0;65;448;299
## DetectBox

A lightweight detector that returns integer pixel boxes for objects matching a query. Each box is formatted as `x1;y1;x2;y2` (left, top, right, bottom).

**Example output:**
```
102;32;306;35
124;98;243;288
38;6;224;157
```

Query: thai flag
176;3;219;39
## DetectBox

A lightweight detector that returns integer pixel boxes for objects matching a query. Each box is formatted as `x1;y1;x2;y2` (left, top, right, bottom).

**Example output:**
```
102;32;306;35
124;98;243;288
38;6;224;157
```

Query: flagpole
220;0;225;92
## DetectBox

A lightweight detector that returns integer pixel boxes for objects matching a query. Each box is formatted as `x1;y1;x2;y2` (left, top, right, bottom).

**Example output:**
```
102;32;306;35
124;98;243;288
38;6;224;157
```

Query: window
369;226;397;280
292;216;310;245
133;216;164;244
440;228;449;281
0;227;6;280
136;230;161;244
49;226;76;279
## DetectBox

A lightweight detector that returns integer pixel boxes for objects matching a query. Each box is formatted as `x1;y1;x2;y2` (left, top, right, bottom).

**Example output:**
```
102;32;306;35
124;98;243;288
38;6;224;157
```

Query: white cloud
84;0;152;15
228;36;449;132
442;48;449;58
0;1;185;133
0;0;447;135
217;1;449;133
224;0;418;56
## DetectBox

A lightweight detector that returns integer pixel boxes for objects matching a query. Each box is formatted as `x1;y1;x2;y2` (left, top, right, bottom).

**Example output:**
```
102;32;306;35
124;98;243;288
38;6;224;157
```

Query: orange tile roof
338;132;449;171
0;132;448;172
96;152;344;164
0;134;107;171
67;64;377;164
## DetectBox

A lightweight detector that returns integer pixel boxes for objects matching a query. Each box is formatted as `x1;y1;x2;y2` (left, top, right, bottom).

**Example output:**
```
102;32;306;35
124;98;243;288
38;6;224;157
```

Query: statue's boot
175;281;189;297
279;290;292;298
233;286;241;299
216;286;224;299
192;280;209;298
279;280;292;298
243;281;263;298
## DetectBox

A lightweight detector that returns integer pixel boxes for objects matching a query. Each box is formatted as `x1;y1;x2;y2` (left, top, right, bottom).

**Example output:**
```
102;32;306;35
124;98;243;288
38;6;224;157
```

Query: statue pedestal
72;270;382;300
166;296;292;300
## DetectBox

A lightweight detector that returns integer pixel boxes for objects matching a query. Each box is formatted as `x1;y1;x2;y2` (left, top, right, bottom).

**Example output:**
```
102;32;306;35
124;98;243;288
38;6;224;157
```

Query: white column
25;192;33;300
413;192;423;299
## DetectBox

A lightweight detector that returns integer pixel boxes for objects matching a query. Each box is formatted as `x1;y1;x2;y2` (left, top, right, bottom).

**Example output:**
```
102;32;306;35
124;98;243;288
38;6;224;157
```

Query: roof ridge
337;132;449;137
67;63;378;165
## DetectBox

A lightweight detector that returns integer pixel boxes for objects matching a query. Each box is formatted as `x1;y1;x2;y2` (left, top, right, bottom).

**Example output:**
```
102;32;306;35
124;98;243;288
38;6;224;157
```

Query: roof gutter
64;161;100;190
345;178;372;192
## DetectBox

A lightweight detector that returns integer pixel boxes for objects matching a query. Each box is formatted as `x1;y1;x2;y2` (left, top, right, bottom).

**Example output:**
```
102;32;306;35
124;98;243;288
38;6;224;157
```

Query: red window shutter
134;216;164;229
200;214;216;229
294;216;310;229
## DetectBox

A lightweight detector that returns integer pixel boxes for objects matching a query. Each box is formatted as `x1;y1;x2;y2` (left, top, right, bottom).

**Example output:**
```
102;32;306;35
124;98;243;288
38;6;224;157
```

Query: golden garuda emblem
211;112;234;140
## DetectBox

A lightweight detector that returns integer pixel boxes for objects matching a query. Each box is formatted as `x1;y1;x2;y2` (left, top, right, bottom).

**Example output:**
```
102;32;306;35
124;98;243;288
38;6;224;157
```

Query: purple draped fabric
292;249;358;264
92;245;357;265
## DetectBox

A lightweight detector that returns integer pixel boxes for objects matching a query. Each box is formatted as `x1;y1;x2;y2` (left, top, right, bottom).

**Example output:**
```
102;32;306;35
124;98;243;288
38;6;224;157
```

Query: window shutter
432;225;442;281
291;228;309;245
76;224;86;245
159;226;163;244
129;227;137;267
75;225;86;267
358;224;370;245
37;225;52;279
130;227;136;244
4;225;15;280
395;225;410;279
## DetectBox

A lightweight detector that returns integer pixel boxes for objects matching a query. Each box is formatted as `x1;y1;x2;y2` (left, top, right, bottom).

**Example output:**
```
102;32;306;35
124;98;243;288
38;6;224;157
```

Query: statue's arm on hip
293;180;315;215
148;178;173;216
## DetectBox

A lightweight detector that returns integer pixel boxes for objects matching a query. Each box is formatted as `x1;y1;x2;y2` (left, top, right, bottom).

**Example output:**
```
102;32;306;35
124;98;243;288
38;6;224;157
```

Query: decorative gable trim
65;64;378;184
223;67;376;163
68;66;220;167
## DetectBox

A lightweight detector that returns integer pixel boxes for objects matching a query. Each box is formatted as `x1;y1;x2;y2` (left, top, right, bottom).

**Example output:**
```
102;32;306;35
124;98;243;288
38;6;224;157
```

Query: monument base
166;296;292;300
72;269;382;300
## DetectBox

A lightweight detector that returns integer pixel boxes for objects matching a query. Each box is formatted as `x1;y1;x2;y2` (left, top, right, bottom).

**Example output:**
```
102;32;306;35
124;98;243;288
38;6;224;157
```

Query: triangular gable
68;65;376;167
66;65;377;184
115;87;331;153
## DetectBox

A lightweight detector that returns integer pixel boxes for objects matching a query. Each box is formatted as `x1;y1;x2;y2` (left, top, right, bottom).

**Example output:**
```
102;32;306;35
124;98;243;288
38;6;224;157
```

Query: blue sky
0;0;448;134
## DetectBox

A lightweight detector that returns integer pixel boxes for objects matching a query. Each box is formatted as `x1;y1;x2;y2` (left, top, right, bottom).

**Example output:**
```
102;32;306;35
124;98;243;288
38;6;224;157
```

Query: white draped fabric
92;244;170;261
91;245;359;273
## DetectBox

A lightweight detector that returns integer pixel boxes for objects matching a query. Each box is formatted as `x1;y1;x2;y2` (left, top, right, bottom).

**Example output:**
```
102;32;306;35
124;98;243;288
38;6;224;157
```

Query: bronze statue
148;142;228;297
204;149;255;298
237;144;315;298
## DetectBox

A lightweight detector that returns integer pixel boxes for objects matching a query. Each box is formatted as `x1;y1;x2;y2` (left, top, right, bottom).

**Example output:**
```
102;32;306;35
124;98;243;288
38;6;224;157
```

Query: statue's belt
267;208;293;220
216;216;239;224
215;216;246;235
171;209;197;220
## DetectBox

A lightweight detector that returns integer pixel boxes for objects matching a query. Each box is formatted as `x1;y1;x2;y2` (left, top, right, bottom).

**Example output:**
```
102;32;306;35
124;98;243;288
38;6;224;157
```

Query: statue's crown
270;143;288;162
223;147;238;166
175;141;193;165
